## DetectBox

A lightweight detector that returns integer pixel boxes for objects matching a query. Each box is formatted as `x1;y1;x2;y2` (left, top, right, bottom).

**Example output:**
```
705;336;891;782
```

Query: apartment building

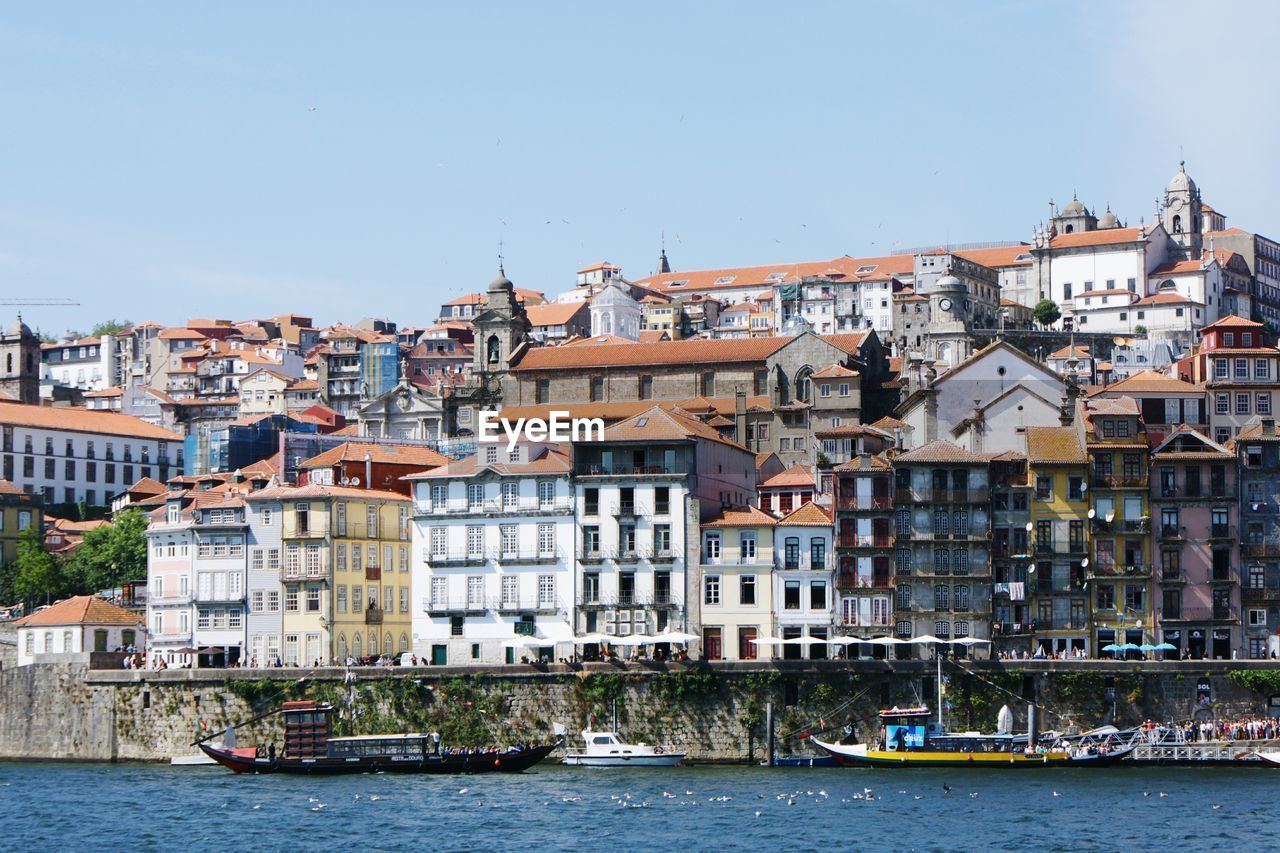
833;454;894;656
698;506;777;660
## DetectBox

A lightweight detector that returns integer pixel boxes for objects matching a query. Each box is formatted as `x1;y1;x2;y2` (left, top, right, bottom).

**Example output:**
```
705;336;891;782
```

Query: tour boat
561;729;686;767
810;654;1132;768
1251;750;1280;767
198;701;559;775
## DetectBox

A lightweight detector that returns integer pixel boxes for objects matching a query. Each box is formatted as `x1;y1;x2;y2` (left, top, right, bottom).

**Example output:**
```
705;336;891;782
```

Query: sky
2;1;1278;337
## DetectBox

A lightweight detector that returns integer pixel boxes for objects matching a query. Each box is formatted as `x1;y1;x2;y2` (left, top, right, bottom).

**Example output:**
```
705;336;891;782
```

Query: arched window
1064;224;1074;234
1172;215;1182;234
369;632;379;655
486;335;501;365
337;634;347;661
399;633;409;653
353;634;362;659
44;632;53;652
5;353;11;373
794;367;813;403
384;632;393;656
938;342;952;363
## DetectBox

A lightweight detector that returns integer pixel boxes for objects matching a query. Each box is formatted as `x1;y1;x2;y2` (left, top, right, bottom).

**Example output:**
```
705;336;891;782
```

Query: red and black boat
198;701;559;775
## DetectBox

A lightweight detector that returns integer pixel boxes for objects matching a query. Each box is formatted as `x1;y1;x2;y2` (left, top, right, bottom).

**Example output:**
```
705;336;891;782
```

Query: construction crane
0;298;80;306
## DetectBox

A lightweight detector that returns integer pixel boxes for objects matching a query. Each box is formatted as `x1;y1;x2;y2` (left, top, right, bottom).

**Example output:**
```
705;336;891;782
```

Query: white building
245;493;283;667
772;503;835;659
409;443;577;665
15;595;144;666
145;490;248;666
589;280;642;340
40;336;117;396
0;401;184;507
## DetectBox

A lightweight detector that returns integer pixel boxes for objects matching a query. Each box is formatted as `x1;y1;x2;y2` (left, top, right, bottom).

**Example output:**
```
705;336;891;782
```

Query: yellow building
698;506;777;660
1025;427;1090;656
263;484;411;666
0;479;39;584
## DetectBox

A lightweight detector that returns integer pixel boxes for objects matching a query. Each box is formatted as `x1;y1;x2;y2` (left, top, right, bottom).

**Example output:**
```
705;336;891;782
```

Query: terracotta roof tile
895;439;991;464
600;406;746;450
525;302;587;326
704;505;778;528
776;502;832;526
832;454;892;471
634;254;915;294
812;364;857;379
512;336;791;371
759;464;815;489
1202;314;1265;330
15;596;143;628
0;402;182;441
1025;426;1087;464
246;483;409;502
1090;370;1202;395
300;442;450;470
1048;345;1092;360
1048;226;1145;249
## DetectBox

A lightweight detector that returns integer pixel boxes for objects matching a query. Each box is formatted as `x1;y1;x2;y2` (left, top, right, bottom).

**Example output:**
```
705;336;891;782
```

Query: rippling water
0;760;1272;851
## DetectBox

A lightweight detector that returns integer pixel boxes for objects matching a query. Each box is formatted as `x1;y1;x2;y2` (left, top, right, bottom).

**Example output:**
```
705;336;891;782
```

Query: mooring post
766;701;776;767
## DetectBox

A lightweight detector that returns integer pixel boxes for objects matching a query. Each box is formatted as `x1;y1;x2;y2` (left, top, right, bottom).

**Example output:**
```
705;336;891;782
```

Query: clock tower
926;274;972;368
1162;161;1202;255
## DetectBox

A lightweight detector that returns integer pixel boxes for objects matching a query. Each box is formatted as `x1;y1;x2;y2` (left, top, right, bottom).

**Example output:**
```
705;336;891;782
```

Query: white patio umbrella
648;630;701;644
866;636;904;646
572;633;613;645
906;634;946;645
607;634;654;647
829;635;870;645
502;636;548;649
745;636;787;646
781;635;829;646
952;637;991;646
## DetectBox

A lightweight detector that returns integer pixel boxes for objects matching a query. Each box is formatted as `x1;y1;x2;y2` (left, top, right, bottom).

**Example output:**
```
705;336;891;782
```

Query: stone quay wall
3;659;1280;763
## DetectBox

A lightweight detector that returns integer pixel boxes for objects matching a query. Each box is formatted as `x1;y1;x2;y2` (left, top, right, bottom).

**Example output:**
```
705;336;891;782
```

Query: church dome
781;314;813;335
1098;207;1120;229
1167;161;1196;195
7;314;31;338
589;281;637;308
936;274;964;291
1061;195;1086;216
488;266;513;292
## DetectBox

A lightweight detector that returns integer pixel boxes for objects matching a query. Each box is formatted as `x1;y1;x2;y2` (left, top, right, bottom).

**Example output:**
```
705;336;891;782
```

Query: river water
0;761;1271;851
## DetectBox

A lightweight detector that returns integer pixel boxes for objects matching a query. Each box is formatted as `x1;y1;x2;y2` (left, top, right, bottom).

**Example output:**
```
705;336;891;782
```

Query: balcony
423;597;488;616
1160;525;1183;540
1212;606;1236;622
488;548;563;565
574;593;684;610
1243;587;1280;605
576;464;673;477
1243;540;1280;558
284;526;328;540
993;621;1037;636
365;606;384;625
1093;474;1147;489
779;555;832;571
578;549;613;564
1209;524;1233;541
281;565;328;582
192;591;244;605
1034;541;1088;556
836;496;894;511
495;597;563;614
839;616;892;629
837;571;894;589
838;534;892;549
1033;618;1088;631
415;497;574;516
611;502;641;518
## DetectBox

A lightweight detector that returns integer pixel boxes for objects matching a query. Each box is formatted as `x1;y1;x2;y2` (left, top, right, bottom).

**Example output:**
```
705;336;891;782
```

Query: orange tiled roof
512;336;792;371
0;402;181;441
246;483;408;502
1048;227;1145;249
1134;292;1197;306
812;364;857;379
819;332;871;356
704;505;778;528
1048;344;1092;360
634;254;915;294
1202;314;1264;330
601;406;746;450
953;244;1033;267
403;446;573;480
14;596;143;628
776;501;832;527
1025;426;1087;464
1091;370;1202;395
895;439;991;464
525;302;587;326
759;463;815;489
299;442;450;470
832;454;892;471
1151;258;1208;276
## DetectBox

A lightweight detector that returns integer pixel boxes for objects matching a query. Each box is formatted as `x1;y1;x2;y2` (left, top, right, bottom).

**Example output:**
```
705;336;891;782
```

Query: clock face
939;298;953;312
1169;197;1184;211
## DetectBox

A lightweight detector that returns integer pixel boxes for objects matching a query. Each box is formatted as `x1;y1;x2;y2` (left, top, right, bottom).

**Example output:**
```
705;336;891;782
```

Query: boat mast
936;650;943;728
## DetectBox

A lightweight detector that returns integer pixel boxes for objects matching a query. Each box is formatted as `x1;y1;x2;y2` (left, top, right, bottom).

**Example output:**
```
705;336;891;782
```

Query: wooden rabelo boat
198;701;559;775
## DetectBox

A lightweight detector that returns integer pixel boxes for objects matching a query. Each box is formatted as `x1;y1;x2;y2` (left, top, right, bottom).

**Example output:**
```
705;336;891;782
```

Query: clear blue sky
2;1;1277;336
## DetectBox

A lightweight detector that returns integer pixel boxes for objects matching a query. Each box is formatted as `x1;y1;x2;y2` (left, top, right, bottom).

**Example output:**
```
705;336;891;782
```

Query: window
1214;359;1229;379
740;575;756;606
337;585;347;613
1237;393;1251;415
819;383;831;398
430;527;446;557
954;585;970;611
285;589;299;612
1249;609;1267;627
1236;359;1249;379
537;523;555;556
1259;393;1272;415
590;375;605;401
1035;476;1051;501
810;581;826;610
704;575;721;606
538;574;555;605
1257;359;1270;380
583;487;599;516
935;584;950;609
467;483;484;508
654;487;670;515
1216;393;1230;415
703;532;721;562
538;480;555;507
1067;476;1084;501
784;581;801;610
739;531;757;561
500;524;517;555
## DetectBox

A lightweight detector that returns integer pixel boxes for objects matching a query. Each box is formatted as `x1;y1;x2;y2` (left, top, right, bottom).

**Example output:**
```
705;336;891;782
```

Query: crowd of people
1144;717;1280;742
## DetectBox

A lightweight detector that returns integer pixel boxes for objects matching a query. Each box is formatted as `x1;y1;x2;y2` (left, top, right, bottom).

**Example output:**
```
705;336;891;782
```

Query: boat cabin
580;730;642;756
282;701;333;758
877;707;1022;753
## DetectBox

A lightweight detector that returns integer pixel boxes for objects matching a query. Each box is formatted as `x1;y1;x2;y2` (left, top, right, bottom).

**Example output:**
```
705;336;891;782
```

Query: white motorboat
1253;750;1280;767
561;730;686;767
170;752;217;766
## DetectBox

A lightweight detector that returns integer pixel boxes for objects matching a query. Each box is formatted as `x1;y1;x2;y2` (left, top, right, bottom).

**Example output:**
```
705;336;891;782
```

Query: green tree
91;319;133;337
1032;298;1061;328
13;523;63;604
70;509;149;591
1133;324;1148;335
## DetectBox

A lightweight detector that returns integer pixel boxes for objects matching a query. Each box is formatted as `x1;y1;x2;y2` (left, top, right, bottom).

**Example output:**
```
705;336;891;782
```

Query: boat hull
810;738;1131;768
561;753;685;767
199;742;559;775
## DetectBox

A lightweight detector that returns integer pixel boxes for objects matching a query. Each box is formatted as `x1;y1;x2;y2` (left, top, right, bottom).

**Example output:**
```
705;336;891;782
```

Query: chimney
1264;417;1275;437
364;451;373;488
971;399;984;453
735;391;748;448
